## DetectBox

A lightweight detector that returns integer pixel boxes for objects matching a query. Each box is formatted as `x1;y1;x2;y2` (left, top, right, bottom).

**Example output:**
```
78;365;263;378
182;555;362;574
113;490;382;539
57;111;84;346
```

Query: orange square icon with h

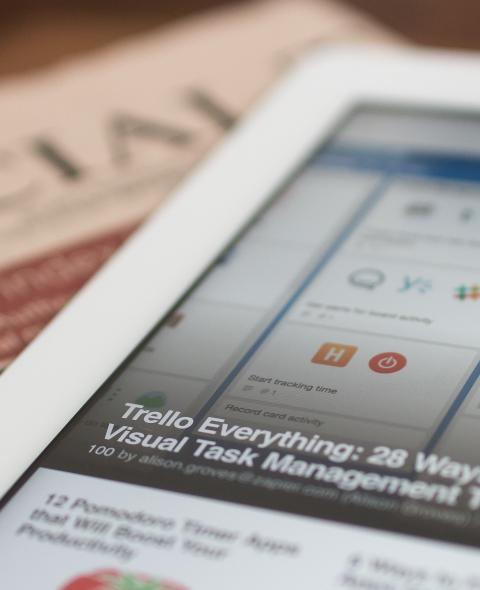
311;342;358;367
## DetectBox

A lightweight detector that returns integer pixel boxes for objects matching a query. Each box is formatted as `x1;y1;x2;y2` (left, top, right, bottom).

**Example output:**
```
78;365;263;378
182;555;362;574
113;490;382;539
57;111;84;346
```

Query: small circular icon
136;391;167;409
369;352;407;374
348;268;385;290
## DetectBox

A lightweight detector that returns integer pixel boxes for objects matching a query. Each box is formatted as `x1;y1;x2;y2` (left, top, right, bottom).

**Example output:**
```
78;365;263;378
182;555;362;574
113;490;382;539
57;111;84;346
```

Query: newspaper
0;0;397;368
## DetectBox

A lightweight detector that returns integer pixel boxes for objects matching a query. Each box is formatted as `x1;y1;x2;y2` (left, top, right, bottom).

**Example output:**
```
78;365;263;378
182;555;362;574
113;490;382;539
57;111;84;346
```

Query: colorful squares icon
455;285;480;300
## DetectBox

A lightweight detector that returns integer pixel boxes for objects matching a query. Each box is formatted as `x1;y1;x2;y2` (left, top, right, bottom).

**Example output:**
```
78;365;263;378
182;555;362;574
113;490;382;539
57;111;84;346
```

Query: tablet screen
3;104;480;587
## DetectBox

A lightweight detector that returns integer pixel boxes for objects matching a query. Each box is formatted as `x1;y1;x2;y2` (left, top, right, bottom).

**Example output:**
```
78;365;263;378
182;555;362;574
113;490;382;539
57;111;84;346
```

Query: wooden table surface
1;0;479;80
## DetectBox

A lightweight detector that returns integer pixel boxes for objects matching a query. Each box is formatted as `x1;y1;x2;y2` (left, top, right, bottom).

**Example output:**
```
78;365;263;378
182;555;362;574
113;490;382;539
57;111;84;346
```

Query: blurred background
1;0;480;78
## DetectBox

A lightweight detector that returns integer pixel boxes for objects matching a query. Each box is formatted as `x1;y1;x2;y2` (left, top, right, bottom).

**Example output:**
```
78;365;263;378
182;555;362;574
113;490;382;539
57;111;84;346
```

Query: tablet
2;45;480;587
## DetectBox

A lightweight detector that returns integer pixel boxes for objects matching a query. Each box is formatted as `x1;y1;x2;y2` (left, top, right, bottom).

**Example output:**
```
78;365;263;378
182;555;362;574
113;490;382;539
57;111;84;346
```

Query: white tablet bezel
3;44;480;500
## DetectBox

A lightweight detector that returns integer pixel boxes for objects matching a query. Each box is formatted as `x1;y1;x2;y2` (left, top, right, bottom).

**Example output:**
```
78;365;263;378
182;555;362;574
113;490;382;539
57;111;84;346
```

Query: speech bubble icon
348;268;385;290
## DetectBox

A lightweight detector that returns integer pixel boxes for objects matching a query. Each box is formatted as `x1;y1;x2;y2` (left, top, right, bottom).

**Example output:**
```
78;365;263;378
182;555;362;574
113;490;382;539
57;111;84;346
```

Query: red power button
369;352;407;374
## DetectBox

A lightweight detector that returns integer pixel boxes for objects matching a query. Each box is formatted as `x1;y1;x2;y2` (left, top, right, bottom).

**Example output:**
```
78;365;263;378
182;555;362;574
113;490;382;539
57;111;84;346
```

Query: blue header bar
318;145;480;183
